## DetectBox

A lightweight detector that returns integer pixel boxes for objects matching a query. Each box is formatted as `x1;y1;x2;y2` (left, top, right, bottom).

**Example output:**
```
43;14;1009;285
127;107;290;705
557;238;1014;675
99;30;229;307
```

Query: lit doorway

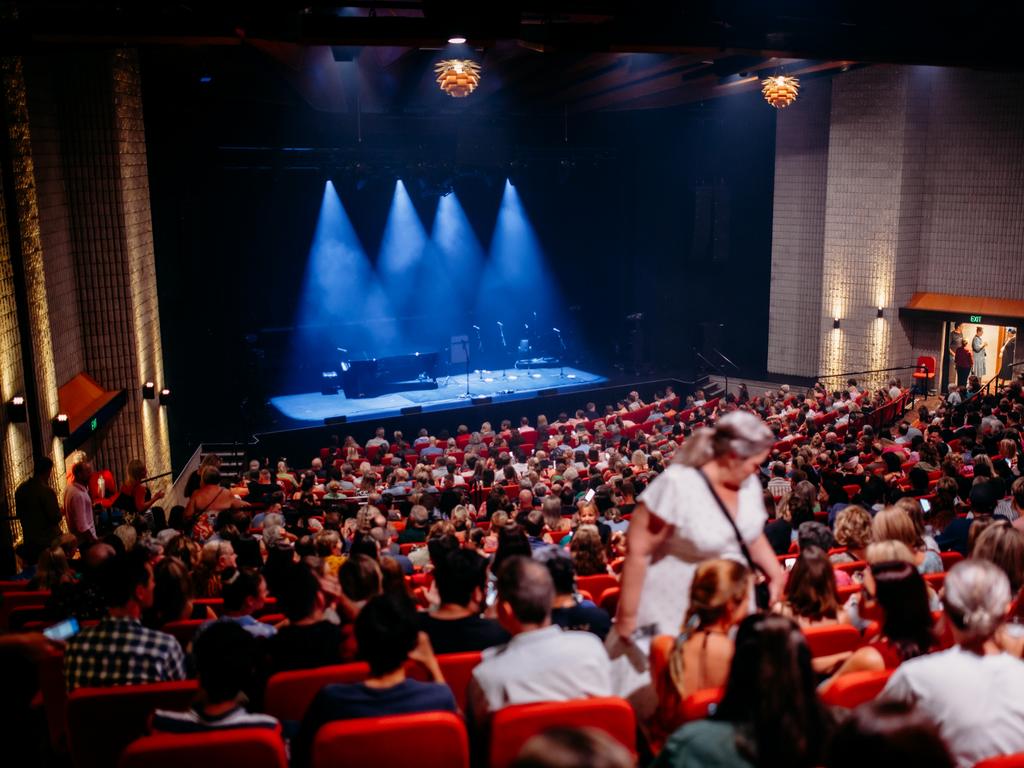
942;320;1018;393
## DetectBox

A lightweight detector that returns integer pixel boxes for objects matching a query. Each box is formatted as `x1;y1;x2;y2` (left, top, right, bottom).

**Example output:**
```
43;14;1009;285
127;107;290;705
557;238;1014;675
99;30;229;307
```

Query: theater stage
268;366;607;427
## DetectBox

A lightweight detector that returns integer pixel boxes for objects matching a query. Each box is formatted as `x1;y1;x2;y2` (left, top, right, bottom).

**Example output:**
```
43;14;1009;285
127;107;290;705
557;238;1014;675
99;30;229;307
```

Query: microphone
496;321;503;327
552;327;561;333
472;325;480;330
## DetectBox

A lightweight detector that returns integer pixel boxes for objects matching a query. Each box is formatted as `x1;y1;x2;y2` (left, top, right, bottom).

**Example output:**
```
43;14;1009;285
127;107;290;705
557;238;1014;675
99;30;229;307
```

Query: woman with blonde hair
612;410;783;718
831;505;872;564
116;458;165;516
650;559;750;747
872;507;943;574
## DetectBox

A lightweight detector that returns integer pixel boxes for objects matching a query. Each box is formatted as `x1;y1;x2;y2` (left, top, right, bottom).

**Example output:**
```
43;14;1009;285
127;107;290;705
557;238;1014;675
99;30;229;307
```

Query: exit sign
970;315;982;323
90;417;98;431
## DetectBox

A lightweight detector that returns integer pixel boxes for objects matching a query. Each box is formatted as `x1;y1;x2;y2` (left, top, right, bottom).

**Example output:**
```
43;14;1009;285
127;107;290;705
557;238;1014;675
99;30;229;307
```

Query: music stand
450;334;475;399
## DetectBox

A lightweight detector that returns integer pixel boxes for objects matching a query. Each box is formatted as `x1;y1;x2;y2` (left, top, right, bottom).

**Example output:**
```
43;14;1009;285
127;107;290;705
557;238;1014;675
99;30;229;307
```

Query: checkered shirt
64;616;186;691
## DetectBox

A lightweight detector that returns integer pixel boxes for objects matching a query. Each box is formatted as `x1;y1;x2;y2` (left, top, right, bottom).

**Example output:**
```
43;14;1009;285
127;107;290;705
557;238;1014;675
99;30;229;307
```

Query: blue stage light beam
420;191;485;334
295;181;393;359
376;180;431;342
476;179;561;337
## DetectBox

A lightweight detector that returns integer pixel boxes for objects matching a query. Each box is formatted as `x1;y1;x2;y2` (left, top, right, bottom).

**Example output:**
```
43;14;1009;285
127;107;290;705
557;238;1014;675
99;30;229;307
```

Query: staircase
199;441;252;485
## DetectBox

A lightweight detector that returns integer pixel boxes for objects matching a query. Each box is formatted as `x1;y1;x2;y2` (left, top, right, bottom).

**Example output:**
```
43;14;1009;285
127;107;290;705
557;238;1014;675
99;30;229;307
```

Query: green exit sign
90;417;98;431
970;315;982;323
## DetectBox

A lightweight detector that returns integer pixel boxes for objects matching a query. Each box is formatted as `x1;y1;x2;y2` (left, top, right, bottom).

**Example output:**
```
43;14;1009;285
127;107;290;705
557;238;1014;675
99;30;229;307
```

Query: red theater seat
118;728;288;768
802;624;862;658
820;669;893;709
576;574;618;600
312;712;467;768
489;698;637;768
974;754;1024;768
67;681;199;768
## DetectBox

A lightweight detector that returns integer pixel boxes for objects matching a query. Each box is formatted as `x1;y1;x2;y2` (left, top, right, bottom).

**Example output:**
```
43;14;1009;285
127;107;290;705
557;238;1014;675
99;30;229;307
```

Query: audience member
468;556;611;724
152;620;279;733
419;548;509;653
292;594;456;767
64;549;186;690
545;554;611;640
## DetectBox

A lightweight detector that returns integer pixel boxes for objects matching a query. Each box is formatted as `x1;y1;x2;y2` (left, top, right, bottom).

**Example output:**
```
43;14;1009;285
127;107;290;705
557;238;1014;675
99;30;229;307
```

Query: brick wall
767;78;830;378
769;65;1024;384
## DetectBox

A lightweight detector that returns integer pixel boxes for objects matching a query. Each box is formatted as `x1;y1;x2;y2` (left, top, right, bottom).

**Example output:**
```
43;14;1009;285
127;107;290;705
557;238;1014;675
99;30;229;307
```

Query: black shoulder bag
697;469;772;609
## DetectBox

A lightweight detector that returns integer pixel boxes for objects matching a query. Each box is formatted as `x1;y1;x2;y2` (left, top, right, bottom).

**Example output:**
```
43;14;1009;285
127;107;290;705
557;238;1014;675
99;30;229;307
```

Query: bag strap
697;468;765;578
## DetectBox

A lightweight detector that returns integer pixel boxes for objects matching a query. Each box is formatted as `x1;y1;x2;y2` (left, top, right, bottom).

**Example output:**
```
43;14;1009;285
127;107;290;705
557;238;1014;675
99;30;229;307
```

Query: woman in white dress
608;410;785;718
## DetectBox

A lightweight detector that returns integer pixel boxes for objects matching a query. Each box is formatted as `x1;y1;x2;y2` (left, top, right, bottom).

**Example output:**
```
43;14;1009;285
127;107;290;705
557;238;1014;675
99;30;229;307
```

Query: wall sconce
877;307;884;319
833;318;841;329
52;413;70;438
142;381;156;399
7;396;27;423
159;388;173;406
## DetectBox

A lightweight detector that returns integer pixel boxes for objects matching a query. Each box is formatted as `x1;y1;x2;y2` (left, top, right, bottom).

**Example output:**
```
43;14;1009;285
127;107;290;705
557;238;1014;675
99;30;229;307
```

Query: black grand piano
340;351;439;398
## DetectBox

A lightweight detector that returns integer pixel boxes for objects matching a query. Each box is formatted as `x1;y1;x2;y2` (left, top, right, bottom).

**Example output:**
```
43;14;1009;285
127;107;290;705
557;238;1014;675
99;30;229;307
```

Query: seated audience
64;549;186;690
778;546;850;628
419;548;509;653
202;567;276;638
511;727;634;768
468;556;611;724
292;594;456;767
653;614;832;768
152;620;279;733
872;507;943;574
570;524;610;576
265;564;345;673
830;505;872;564
880;560;1024;767
826;699;955;768
820;560;934;692
651;559;749;746
545;554;611;640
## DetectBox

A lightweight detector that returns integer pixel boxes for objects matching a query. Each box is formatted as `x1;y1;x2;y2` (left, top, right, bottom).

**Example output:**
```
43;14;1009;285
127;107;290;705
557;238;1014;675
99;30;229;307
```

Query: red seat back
162;619;204;649
489;698;636;768
0;589;50;630
264;662;372;722
598;587;620;615
407;652;481;715
940;551;963;570
802;624;862;657
67;681;199;768
681;686;725;722
312;712;468;768
576;574;618;600
974;754;1024;768
820;669;893;709
118;728;288;768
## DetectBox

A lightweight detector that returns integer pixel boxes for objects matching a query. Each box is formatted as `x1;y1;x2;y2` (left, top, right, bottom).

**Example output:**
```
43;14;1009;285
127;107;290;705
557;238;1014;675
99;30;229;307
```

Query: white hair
943;559;1012;643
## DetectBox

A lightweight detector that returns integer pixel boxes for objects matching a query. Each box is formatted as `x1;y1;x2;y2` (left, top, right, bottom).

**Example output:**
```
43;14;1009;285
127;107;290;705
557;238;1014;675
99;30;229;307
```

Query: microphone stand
457;337;475;399
554;328;567;378
473;326;483;381
712;347;740;400
497;322;508;380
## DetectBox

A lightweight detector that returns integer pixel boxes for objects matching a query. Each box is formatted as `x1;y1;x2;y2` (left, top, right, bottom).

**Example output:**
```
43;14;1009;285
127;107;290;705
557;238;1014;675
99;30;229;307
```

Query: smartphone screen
584;488;596;503
43;617;79;641
784;557;797;571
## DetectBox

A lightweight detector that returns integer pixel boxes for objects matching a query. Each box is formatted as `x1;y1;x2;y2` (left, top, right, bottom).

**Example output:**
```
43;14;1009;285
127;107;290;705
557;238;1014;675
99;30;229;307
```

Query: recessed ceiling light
448;35;467;44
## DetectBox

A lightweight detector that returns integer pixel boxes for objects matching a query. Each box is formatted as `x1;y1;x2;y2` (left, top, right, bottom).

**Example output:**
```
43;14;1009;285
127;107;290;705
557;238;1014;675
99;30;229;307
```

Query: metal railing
814;364;921;394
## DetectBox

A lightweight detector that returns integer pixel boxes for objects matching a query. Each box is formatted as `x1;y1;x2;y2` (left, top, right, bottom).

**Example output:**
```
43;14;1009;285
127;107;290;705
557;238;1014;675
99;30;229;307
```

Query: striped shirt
152;705;279;734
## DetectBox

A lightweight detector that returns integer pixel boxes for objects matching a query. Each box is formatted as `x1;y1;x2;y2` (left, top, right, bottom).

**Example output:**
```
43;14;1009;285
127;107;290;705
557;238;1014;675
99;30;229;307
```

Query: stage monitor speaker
401;406;423;415
538;388;559;397
472;396;492;405
324;415;347;425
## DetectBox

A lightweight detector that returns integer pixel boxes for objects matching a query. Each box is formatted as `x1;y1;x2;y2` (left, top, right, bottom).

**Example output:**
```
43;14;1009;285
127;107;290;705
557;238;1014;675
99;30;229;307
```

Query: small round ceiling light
447;35;467;44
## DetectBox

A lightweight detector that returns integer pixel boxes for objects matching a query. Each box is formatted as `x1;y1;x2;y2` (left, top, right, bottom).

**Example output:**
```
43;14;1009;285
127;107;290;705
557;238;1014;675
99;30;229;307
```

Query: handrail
814;363;919;382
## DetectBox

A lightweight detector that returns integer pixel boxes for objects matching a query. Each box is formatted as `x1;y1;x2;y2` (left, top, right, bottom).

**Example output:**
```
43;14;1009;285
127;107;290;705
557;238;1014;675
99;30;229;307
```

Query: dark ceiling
6;2;1024;117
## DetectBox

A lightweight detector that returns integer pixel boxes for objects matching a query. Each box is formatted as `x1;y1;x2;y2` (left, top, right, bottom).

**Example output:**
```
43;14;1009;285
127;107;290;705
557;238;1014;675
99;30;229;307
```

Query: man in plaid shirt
64;548;185;690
